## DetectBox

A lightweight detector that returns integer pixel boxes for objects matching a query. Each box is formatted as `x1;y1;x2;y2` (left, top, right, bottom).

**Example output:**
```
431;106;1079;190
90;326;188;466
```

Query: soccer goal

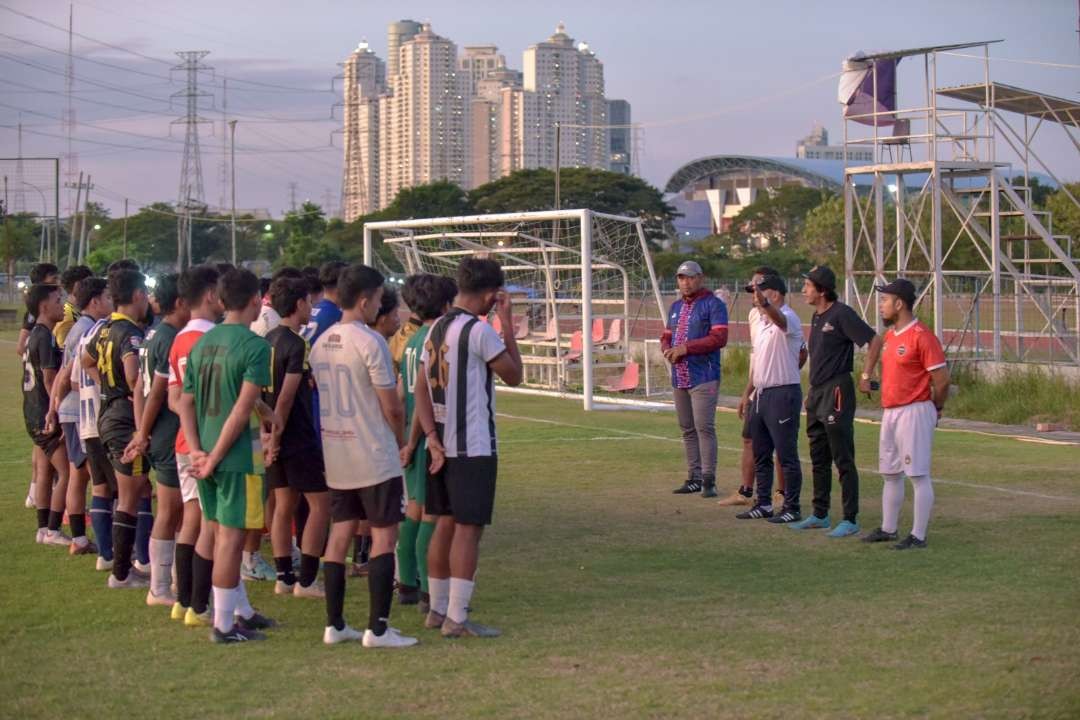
363;209;669;410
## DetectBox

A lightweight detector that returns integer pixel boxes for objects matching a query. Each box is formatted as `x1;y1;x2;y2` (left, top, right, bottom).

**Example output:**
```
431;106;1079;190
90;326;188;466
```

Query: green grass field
2;342;1079;719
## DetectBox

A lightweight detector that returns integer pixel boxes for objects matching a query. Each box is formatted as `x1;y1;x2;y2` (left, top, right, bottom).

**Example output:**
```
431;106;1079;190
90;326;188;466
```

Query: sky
1;0;1078;220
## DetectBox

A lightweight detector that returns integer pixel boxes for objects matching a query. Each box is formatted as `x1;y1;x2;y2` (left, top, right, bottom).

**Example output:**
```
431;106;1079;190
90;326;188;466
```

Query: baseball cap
743;274;787;295
875;278;917;309
675;260;703;277
802;265;836;292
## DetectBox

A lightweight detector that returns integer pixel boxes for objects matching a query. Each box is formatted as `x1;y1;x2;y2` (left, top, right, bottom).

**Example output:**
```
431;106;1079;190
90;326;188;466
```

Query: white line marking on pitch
497;412;1080;503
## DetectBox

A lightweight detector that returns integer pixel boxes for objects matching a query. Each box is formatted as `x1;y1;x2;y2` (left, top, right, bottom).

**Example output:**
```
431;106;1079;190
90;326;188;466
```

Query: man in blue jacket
661;261;729;498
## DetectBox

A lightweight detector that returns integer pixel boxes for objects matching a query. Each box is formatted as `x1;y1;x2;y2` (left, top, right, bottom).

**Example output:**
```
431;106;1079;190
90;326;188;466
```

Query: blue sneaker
790;514;830;530
828;520;860;538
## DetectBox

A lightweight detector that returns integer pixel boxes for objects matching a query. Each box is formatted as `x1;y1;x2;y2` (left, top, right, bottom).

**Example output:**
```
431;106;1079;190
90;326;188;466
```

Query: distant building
796;124;873;162
607;99;631;174
341;41;386;221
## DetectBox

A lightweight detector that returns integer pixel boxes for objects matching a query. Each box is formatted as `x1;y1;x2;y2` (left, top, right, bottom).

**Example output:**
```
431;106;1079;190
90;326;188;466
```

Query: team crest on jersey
129;336;142;348
822;322;834;332
897;344;907;357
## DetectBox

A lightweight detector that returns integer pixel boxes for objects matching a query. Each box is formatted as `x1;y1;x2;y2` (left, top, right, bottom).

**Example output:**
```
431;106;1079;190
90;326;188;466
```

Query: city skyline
1;0;1077;219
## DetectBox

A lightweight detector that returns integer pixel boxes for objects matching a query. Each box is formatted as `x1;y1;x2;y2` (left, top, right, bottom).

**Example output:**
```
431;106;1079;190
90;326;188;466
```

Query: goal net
363;209;670;409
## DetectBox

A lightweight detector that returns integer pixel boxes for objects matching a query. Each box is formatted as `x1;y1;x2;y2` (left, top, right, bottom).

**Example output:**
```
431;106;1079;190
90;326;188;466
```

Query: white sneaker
241;553;276;582
146;588;177;607
323;624;363;644
133;559;151;575
35;528;46;544
274;580;295;595
107;573;149;589
293;581;325;599
362;627;418;648
43;529;72;546
96;557;114;572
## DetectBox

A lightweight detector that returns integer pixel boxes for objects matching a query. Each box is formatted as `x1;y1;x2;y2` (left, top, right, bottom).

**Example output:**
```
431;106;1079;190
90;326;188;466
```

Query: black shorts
330;477;404;527
28;426;64;457
267;451;327;493
742;406;753;440
426;455;498;526
99;403;147;476
83;437;118;494
149;444;180;489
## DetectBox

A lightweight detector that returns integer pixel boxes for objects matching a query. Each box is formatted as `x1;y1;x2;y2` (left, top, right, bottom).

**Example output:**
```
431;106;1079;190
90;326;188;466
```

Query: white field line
497;412;1080;503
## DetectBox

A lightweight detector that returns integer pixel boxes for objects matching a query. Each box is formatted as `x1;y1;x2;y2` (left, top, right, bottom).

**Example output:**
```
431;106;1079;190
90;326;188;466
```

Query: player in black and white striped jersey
413;257;523;639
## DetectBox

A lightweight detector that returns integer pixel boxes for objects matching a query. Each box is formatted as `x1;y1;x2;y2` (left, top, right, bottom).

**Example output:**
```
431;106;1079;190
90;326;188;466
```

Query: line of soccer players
21;255;522;645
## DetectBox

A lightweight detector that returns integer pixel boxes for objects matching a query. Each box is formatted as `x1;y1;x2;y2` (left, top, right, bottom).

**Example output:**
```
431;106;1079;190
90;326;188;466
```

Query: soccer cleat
424;610;446;629
107;573;149;589
43;530;73;546
790;514;830;530
170;602;187;621
893;534;928;550
323;624;363;644
184;607;213;628
274;580;295;596
348;562;369;578
828;520;860;538
672;479;702;494
362;627;419;648
146;588;176;607
235;612;277;631
441;618;501;639
735;505;773;520
293;581;325;599
397;584;420;605
717;490;753;507
35;528;46;544
701;476;718;499
862;527;899;544
211;625;266;644
241;554;276;582
69;540;99;555
95;557;114;572
768;510;802;524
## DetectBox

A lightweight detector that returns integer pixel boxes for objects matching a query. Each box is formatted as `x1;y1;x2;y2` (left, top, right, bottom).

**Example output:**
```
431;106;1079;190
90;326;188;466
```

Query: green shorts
197;471;266;529
405;441;428;506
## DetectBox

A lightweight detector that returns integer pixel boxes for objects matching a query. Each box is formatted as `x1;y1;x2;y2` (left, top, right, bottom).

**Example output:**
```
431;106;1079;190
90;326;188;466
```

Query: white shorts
878;400;937;477
176;453;201;505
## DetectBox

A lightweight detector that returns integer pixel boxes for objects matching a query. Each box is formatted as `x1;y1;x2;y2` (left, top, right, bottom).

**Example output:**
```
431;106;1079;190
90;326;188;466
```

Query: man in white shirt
735;274;806;524
413;257;523;639
310;263;418;648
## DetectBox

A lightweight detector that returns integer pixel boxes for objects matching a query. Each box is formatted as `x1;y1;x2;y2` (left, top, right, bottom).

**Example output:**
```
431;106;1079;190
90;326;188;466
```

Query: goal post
363;209;669;410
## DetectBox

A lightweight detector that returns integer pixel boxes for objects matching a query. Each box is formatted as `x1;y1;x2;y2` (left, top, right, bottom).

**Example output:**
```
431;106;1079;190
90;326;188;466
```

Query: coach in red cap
861;278;950;550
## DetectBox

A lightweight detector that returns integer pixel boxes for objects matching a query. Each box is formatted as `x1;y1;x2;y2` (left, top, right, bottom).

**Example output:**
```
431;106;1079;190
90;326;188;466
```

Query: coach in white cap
661;261;729;497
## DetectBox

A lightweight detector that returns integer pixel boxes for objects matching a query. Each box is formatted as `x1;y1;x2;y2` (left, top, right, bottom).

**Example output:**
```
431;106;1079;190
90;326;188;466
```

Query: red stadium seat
542;317;558;341
601;318;622;345
592;318;605;343
514;315;529;339
563;330;583;362
603;362;639;392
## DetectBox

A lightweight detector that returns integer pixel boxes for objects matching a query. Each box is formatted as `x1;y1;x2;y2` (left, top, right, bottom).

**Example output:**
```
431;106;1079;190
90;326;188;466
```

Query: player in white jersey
413;257;523;638
310;264;417;648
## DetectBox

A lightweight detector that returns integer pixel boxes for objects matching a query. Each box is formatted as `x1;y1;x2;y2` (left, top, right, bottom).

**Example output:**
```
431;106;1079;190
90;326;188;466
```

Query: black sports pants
805;374;859;523
749;384;803;511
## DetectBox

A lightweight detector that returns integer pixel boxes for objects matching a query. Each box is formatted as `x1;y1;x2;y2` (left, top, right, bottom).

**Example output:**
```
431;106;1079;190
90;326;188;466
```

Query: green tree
724;185;833;250
801;195;845;267
1045;182;1080;246
383;180;474;220
2;214;38;301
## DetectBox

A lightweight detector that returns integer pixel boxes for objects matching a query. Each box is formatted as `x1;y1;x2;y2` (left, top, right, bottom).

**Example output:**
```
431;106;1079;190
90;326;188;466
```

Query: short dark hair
272;266;304;282
218;268;261;311
153;274;182;315
108;269;146;306
457;258;504;294
26;283;58;317
408;273;457;321
337;264;384;310
319;260;348;290
60;265;93;294
376;283;399;319
214;262;236;276
29;262;59;284
107;259;140;274
179;265;220;306
74;277;108;310
753;265;780;278
400;275;420;312
269;277;309;319
810;281;839;303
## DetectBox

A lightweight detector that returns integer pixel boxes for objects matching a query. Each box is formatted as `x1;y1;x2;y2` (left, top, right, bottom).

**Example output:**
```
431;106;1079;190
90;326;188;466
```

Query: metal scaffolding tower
172;51;213;269
842;41;1080;366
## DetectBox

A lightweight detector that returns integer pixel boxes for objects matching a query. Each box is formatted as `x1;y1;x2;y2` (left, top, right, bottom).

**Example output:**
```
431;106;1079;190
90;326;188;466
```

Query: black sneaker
735;505;774;519
211;625;267;643
397;584;420;605
767;509;802;524
893;534;927;550
701;476;718;499
235;612;276;631
673;480;702;494
861;527;899;543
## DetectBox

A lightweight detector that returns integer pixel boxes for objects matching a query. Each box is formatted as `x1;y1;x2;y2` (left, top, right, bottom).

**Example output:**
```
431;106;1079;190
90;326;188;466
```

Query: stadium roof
664;155;847;195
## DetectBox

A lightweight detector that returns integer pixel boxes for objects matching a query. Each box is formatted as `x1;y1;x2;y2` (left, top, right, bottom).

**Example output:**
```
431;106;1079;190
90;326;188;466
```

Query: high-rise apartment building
386;19;422;79
341;41;386;221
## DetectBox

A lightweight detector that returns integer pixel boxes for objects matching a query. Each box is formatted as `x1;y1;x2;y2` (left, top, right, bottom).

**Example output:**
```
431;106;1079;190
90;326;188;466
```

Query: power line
0;30;174;81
